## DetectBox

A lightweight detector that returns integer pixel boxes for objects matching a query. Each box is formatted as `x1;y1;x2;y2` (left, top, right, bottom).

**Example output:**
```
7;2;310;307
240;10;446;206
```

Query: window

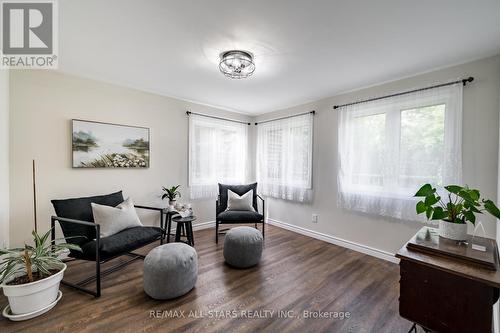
257;113;313;202
399;104;445;188
189;115;248;199
338;84;463;220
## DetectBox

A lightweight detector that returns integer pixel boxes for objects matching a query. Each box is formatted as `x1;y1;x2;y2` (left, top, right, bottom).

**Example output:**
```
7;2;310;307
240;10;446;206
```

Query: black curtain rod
186;111;251;125
333;77;474;110
254;110;315;125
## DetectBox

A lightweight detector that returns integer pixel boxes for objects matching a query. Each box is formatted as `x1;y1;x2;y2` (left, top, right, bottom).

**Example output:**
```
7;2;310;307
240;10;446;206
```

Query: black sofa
51;190;165;297
215;183;265;243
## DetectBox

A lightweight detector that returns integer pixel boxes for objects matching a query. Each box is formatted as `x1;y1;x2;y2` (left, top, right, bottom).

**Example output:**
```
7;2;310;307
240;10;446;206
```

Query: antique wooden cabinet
396;230;500;333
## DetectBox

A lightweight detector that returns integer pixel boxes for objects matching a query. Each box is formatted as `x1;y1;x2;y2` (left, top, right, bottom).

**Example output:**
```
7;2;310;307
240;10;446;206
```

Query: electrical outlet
312;214;319;223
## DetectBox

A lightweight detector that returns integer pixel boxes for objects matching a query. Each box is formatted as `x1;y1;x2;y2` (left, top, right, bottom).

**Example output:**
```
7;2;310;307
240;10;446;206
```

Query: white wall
8;56;500;253
0;70;9;248
9;71;251;246
255;55;500;254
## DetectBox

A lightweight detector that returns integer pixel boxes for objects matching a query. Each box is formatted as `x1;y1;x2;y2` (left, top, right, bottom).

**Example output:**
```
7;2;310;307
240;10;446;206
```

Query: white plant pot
1;263;66;315
439;220;468;241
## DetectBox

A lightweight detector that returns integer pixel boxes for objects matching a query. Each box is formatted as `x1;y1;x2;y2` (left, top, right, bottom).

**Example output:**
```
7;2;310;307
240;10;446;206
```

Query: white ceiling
59;0;500;115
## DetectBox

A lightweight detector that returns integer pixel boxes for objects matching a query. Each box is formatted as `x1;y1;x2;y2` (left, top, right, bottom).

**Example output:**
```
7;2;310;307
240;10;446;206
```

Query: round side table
172;215;196;246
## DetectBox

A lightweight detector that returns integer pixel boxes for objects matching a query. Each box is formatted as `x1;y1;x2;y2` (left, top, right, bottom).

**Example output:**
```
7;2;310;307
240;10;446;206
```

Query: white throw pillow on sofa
91;197;143;237
226;190;255;212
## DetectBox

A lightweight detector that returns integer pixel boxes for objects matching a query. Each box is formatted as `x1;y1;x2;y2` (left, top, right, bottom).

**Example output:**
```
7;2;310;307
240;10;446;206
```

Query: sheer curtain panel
257;113;313;202
337;83;463;221
189;114;248;199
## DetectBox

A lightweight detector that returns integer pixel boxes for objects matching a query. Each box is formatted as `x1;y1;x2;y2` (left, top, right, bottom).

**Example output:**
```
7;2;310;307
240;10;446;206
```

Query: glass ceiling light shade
219;50;255;79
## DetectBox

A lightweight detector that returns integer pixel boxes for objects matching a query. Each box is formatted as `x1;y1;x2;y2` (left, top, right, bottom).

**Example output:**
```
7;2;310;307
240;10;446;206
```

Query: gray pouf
143;243;198;300
223;226;263;268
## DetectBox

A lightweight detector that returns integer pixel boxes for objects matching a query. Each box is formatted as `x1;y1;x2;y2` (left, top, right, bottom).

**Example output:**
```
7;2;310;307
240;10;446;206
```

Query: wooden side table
172;215;196;246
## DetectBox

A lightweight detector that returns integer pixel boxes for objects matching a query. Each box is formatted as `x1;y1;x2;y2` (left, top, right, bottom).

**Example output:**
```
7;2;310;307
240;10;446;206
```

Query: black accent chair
216;183;265;243
50;191;165;297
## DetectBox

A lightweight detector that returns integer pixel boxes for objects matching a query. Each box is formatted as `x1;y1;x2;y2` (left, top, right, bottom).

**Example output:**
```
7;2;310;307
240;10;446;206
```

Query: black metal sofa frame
50;191;166;297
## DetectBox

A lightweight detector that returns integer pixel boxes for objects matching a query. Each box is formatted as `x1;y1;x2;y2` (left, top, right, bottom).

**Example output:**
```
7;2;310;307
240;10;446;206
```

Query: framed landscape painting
72;119;150;168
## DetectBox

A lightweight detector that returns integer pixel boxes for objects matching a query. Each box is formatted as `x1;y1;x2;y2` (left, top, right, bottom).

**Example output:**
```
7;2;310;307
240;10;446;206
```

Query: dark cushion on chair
218;183;258;213
77;226;162;261
51;191;124;245
217;210;264;223
52;190;124;222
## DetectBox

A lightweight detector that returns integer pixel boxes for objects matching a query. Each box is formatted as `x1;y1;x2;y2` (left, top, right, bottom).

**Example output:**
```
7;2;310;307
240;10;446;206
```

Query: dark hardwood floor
0;225;412;333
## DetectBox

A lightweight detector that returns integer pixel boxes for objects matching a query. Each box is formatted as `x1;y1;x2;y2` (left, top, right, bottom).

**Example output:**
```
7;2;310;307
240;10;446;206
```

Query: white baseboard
266;218;399;264
168;220;215;234
191;218;398;264
192;220;215;231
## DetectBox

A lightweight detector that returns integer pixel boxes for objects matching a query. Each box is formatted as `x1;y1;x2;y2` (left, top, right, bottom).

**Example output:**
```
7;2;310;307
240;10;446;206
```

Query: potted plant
0;229;81;318
162;185;181;206
415;184;500;240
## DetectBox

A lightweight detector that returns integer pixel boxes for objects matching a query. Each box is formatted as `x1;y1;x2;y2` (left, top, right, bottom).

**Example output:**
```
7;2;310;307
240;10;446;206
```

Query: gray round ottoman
143;243;198;300
223;226;263;268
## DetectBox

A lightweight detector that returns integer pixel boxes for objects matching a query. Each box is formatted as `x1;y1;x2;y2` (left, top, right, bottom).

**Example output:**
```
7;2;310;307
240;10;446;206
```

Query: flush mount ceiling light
219;50;255;79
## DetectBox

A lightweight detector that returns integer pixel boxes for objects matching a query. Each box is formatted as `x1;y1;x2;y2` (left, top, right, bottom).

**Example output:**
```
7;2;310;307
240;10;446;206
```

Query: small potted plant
162;185;181;206
0;229;81;319
415;184;500;240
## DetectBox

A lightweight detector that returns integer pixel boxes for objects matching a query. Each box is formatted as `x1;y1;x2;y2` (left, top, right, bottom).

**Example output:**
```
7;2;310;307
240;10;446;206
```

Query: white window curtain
257;113;313;202
189;114;248;199
337;83;463;221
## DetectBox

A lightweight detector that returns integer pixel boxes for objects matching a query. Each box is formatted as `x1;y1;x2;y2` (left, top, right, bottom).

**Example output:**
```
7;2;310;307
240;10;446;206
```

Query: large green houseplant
415;184;500;240
0;229;81;319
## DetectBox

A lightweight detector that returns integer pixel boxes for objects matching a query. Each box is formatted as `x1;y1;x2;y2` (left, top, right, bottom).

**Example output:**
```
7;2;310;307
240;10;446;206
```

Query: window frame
340;92;455;199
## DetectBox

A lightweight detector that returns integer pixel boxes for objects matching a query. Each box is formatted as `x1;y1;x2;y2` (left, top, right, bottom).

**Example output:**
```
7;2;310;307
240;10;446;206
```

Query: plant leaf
1;229;82;283
470;189;480;201
457;190;480;206
426;206;433;219
445;185;463;194
32;230;42;248
54;243;82;252
415;184;435;197
416;201;427;214
464;210;476;224
463;201;481;213
431;207;447;220
425;195;440;206
484;200;500;219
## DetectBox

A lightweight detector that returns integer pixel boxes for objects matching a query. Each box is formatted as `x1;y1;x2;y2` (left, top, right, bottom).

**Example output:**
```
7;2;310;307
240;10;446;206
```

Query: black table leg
167;214;172;243
175;222;182;242
187;221;194;246
191;222;195;246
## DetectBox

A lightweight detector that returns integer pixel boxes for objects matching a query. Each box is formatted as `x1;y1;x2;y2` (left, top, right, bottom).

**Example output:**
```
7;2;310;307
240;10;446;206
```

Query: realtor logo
1;0;58;69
